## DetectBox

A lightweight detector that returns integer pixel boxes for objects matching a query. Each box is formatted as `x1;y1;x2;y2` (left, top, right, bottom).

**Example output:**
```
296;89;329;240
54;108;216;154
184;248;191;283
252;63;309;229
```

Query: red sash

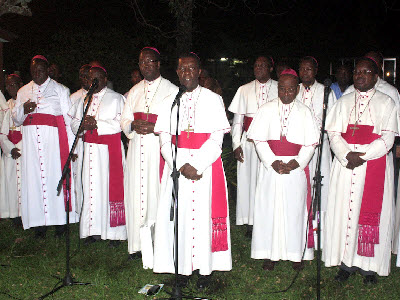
243;116;253;132
7;130;22;145
84;129;125;227
134;112;164;182
342;124;385;257
267;136;314;248
172;132;228;252
23;113;71;212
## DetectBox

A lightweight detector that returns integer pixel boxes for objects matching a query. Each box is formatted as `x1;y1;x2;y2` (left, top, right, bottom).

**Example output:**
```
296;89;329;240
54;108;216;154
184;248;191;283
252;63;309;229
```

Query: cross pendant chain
183;124;194;138
350;123;359;136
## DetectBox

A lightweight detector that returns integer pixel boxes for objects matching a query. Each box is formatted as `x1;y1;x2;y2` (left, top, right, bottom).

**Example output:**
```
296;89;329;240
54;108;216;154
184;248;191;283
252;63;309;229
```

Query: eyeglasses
278;87;297;93
138;59;159;66
353;70;373;75
299;67;313;72
177;66;198;72
254;63;269;68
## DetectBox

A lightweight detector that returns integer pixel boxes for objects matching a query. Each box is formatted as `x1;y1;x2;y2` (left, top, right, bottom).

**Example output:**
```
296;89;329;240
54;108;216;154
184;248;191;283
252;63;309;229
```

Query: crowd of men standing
0;48;400;289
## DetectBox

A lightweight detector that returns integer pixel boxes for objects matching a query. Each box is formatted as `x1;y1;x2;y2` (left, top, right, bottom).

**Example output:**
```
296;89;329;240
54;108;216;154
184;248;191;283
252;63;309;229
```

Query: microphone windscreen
178;85;186;94
324;78;332;88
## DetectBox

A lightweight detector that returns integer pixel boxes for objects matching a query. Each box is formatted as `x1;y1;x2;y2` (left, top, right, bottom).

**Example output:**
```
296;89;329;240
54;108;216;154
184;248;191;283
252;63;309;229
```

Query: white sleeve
328;131;351;167
190;130;224;175
12;91;27;126
59;88;75;150
254;140;276;171
0;111;17;156
231;113;243;150
362;130;395;161
296;145;316;170
69;101;82;136
97;98;124;135
160;133;173;170
120;93;135;139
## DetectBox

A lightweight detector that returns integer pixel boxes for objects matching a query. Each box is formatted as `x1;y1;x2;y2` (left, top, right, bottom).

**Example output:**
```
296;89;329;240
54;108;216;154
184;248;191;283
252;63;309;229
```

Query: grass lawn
1;148;400;299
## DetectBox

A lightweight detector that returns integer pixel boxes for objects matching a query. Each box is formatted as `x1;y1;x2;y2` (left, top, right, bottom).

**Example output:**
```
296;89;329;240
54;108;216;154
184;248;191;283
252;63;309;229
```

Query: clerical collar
302;81;315;91
145;76;161;86
355;87;375;98
185;85;200;95
33;76;50;89
256;78;270;86
94;87;107;98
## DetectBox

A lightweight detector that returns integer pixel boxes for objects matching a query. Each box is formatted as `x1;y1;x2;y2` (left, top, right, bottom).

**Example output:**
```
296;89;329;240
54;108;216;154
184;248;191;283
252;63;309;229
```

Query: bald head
278;74;299;104
6;75;23;99
88;67;107;94
30;59;49;85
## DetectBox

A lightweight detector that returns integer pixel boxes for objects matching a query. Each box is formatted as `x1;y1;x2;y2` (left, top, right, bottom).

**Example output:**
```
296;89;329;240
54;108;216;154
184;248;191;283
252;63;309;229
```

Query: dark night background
0;0;399;101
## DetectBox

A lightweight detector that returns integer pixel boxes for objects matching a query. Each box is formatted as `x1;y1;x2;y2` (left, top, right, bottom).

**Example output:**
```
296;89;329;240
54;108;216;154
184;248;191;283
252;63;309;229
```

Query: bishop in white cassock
120;47;178;265
323;58;398;284
228;56;278;232
153;53;231;289
298;56;336;245
12;55;77;236
342;54;400;262
0;75;24;221
68;64;91;217
247;69;319;271
70;66;127;244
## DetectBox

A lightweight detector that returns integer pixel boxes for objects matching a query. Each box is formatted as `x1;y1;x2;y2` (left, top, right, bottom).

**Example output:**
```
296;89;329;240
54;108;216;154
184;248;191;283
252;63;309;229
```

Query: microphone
87;78;99;94
171;86;186;109
323;78;332;109
323;78;332;88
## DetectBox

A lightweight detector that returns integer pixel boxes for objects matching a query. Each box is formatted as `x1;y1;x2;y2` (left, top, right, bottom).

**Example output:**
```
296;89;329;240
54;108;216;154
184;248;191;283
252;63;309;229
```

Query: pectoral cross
183;124;194;138
10;125;16;131
350;123;359;136
145;106;150;121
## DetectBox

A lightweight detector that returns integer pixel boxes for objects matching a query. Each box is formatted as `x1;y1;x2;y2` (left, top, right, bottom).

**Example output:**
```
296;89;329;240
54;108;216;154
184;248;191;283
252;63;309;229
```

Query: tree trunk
173;0;193;55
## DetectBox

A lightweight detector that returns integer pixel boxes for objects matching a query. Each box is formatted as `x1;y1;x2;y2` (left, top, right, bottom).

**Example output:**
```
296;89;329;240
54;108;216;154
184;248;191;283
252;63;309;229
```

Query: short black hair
300;56;318;69
177;52;201;69
254;55;274;68
355;57;379;75
31;58;49;68
140;48;161;62
79;64;91;74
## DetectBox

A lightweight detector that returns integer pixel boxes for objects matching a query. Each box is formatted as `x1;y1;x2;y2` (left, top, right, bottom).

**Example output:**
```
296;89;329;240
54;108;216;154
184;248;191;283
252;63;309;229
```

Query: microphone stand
163;87;205;300
312;79;331;300
170;93;182;300
39;81;98;299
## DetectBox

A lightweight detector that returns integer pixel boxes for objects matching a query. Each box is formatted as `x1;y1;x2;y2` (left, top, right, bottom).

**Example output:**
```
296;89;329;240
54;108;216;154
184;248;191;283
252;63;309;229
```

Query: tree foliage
0;0;32;17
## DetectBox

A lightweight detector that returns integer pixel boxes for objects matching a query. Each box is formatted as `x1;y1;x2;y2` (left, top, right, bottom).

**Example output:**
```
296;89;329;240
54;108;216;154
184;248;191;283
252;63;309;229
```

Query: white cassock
247;98;319;262
0;99;22;218
70;87;127;240
12;77;77;229
323;89;398;276
120;76;177;266
0;91;7;125
228;79;278;225
153;86;232;276
348;79;400;258
68;88;88;215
